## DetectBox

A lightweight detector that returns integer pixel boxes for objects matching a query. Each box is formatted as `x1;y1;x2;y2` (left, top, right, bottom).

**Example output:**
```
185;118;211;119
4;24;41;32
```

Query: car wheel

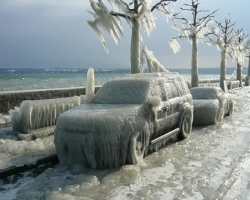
127;131;145;164
179;110;192;140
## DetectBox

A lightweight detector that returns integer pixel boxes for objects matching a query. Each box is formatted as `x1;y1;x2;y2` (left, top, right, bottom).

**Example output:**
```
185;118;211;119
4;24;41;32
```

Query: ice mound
0;113;11;125
12;96;81;134
0;137;54;155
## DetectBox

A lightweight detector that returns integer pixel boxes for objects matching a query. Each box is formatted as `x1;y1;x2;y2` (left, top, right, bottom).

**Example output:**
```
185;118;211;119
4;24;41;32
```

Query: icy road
1;87;250;200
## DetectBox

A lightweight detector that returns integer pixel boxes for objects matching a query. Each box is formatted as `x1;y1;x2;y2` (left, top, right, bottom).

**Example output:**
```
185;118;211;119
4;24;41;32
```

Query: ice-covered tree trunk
220;49;227;91
191;36;199;87
131;19;141;74
237;61;243;87
246;52;250;86
248;53;250;76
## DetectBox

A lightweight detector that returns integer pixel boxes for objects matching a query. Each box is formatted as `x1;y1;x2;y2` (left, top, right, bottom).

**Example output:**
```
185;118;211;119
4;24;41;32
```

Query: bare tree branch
151;0;177;12
110;11;131;19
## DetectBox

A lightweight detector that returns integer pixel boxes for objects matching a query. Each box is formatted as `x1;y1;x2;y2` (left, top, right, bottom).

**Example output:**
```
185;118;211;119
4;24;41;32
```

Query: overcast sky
0;0;250;70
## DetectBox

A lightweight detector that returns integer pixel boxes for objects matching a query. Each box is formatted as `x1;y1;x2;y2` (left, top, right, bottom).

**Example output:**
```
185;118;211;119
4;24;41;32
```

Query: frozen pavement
0;127;56;179
1;87;250;199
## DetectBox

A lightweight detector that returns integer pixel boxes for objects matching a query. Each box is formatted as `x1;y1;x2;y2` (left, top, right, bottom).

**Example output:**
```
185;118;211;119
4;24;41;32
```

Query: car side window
164;82;179;99
150;83;164;101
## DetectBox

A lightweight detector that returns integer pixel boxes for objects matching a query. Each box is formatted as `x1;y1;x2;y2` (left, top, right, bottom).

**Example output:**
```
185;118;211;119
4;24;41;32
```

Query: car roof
126;72;179;79
190;87;223;99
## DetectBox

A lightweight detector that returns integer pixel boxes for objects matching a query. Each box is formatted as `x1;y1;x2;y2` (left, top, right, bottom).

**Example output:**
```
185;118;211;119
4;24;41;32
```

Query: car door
154;81;182;138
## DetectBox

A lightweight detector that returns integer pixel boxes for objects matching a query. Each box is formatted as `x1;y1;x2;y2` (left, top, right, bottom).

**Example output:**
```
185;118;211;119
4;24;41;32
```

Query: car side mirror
148;96;162;122
148;96;162;111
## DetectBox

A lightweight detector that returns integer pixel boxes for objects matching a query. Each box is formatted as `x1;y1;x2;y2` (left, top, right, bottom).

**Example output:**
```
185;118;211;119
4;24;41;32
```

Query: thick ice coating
12;96;81;134
54;73;193;169
190;87;233;126
84;68;95;104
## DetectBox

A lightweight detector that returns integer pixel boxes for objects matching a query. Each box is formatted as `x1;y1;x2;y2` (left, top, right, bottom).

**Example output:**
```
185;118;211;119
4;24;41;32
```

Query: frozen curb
17;126;56;141
0;154;58;179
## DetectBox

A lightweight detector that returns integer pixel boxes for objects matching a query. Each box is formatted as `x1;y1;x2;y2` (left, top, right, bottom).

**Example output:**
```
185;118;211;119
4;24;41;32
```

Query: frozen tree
245;40;250;86
207;18;237;91
169;0;218;87
87;0;177;74
140;46;169;72
233;29;249;87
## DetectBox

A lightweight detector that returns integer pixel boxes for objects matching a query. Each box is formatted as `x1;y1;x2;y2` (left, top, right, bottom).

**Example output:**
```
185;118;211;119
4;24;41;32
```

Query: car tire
127;131;145;164
179;109;192;140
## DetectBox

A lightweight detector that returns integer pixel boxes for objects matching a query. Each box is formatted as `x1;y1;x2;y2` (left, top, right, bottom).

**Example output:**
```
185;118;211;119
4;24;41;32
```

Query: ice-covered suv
54;72;193;169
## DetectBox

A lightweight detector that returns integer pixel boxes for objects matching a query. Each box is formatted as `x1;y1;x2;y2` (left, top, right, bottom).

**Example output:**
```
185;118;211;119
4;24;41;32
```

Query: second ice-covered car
190;87;234;126
54;73;193;169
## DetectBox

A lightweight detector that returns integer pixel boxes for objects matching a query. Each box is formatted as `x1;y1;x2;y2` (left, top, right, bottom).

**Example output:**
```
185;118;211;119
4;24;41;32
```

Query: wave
0;67;247;75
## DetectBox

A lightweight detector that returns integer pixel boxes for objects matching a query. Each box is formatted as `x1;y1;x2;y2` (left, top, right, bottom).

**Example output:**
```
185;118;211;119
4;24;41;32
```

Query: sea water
0;68;129;92
0;67;242;92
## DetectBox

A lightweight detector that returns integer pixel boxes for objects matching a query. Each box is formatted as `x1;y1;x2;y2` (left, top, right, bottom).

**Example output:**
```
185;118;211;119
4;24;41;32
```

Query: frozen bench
12;96;82;140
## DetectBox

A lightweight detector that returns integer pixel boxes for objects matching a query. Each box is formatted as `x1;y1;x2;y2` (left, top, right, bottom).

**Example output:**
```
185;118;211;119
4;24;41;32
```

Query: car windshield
93;79;152;104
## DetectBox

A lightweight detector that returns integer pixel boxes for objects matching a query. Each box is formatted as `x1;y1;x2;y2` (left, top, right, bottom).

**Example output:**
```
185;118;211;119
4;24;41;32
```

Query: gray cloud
0;0;249;69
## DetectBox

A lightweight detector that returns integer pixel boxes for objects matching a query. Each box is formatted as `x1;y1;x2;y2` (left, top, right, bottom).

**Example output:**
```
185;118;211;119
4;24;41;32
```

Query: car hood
56;104;146;134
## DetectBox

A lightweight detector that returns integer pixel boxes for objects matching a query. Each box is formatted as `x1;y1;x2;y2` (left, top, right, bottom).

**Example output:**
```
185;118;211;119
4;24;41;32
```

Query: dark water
0;67;245;92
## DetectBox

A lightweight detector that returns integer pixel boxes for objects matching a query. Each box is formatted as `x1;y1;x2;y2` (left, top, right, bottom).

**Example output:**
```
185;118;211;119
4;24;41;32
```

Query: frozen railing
126;72;179;78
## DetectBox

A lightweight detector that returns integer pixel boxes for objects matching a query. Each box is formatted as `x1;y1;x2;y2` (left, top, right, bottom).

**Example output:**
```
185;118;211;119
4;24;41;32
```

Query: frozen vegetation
141;47;169;73
87;0;175;73
169;0;218;87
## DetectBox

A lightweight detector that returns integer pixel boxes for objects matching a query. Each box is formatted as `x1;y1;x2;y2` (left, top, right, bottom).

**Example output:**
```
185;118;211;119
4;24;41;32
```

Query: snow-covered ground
1;86;250;200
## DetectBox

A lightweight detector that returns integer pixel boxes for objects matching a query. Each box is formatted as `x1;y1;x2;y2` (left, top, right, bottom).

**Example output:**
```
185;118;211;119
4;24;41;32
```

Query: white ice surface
2;115;11;123
1;87;250;200
0;135;55;170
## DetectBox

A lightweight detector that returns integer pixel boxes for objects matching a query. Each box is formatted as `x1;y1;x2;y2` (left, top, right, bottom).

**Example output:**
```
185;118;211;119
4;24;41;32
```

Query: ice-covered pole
85;68;95;104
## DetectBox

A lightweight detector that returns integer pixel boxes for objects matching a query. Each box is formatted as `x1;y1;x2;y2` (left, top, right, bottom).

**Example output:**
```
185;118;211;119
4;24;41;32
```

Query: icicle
87;20;109;53
11;97;81;134
169;38;181;53
88;0;124;52
136;0;156;36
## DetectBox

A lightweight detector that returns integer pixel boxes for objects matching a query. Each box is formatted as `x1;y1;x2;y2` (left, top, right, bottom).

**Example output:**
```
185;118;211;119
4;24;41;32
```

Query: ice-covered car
54;73;193;169
190;87;234;126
